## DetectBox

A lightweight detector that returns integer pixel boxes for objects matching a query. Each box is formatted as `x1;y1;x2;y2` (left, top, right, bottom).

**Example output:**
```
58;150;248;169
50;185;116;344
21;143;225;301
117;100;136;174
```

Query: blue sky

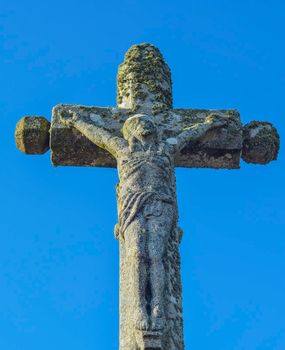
1;0;284;349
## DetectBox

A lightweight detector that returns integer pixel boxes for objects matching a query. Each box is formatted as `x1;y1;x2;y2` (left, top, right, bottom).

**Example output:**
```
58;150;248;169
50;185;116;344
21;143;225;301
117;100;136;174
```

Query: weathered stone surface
50;105;119;167
117;43;172;114
59;110;227;349
15;116;50;154
135;330;163;349
15;43;280;350
120;217;184;349
51;104;243;169
242;121;280;164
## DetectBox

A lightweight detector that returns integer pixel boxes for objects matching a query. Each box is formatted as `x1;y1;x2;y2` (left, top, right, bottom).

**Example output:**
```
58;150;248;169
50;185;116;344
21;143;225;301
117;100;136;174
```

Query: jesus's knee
148;247;164;264
126;241;147;262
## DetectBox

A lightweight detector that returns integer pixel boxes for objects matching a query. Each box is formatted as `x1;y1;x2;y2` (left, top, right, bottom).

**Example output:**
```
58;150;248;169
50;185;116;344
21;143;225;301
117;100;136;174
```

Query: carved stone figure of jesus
60;110;226;331
15;43;279;350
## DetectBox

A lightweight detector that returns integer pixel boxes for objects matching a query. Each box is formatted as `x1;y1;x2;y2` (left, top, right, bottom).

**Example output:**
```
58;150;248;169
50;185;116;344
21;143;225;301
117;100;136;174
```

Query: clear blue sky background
1;0;284;349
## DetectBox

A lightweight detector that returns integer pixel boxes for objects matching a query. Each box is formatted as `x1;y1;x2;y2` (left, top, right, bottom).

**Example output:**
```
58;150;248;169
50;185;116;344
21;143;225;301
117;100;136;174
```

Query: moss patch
117;43;172;114
242;121;280;164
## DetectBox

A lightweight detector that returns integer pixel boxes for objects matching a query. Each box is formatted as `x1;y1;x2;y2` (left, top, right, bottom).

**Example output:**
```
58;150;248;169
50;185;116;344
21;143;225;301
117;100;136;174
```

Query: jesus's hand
59;110;80;127
205;113;227;128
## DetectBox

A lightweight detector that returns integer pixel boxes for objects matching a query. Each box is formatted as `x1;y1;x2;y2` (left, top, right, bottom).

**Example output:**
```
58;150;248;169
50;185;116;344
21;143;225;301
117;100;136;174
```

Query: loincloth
115;190;176;240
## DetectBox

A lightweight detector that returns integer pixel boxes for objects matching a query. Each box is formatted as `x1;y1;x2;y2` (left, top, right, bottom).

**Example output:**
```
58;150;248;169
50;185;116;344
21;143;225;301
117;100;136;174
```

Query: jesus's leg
124;218;149;330
147;202;174;330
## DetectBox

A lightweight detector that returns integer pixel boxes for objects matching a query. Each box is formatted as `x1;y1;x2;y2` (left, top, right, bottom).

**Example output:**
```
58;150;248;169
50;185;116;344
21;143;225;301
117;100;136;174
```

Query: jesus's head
122;114;157;143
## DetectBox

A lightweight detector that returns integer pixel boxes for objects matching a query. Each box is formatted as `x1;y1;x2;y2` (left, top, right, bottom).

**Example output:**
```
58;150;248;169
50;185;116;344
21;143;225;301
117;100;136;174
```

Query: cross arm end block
241;121;280;164
15;116;50;155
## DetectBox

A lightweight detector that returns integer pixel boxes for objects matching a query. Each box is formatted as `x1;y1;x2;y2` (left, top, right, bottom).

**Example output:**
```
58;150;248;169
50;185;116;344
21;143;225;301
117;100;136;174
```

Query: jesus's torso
117;146;176;201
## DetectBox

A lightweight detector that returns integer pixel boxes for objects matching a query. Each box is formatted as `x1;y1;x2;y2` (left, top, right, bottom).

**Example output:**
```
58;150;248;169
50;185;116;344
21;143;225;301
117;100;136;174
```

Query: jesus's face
135;117;156;137
123;114;157;142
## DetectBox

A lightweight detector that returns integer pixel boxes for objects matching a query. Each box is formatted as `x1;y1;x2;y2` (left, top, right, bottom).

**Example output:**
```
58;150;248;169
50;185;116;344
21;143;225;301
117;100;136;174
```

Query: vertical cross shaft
117;44;184;350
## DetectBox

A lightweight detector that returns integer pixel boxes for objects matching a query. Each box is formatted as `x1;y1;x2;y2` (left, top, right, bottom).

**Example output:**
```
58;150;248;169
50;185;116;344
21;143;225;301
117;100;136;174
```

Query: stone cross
15;43;279;350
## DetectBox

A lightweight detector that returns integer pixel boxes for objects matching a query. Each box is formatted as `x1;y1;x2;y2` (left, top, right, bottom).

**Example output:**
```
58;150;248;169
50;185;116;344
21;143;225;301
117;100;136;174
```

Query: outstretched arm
175;113;227;152
60;110;127;158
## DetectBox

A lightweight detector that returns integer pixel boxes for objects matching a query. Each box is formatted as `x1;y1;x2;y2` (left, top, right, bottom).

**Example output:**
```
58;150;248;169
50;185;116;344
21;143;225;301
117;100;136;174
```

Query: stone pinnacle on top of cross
117;43;172;113
14;43;280;350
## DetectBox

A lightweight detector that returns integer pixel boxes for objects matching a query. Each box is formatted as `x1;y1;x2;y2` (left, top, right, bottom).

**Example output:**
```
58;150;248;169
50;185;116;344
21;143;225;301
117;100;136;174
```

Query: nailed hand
205;113;227;127
59;110;79;127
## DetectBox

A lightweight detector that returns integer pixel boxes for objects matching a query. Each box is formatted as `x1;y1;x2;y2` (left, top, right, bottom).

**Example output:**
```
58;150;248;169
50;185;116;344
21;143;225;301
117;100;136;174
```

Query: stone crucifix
15;43;279;350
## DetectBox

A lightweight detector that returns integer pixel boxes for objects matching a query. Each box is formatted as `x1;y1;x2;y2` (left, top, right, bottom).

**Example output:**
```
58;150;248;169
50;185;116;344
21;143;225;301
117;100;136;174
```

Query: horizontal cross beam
15;104;279;169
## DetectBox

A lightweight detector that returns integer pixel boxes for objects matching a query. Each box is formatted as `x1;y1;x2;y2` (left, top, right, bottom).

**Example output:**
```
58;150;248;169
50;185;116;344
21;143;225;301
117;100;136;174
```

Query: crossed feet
135;305;165;331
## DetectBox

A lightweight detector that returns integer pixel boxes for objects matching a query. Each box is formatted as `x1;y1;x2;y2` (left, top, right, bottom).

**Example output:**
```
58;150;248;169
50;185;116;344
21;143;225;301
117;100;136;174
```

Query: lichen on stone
242;121;280;164
117;43;172;114
15;116;50;154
